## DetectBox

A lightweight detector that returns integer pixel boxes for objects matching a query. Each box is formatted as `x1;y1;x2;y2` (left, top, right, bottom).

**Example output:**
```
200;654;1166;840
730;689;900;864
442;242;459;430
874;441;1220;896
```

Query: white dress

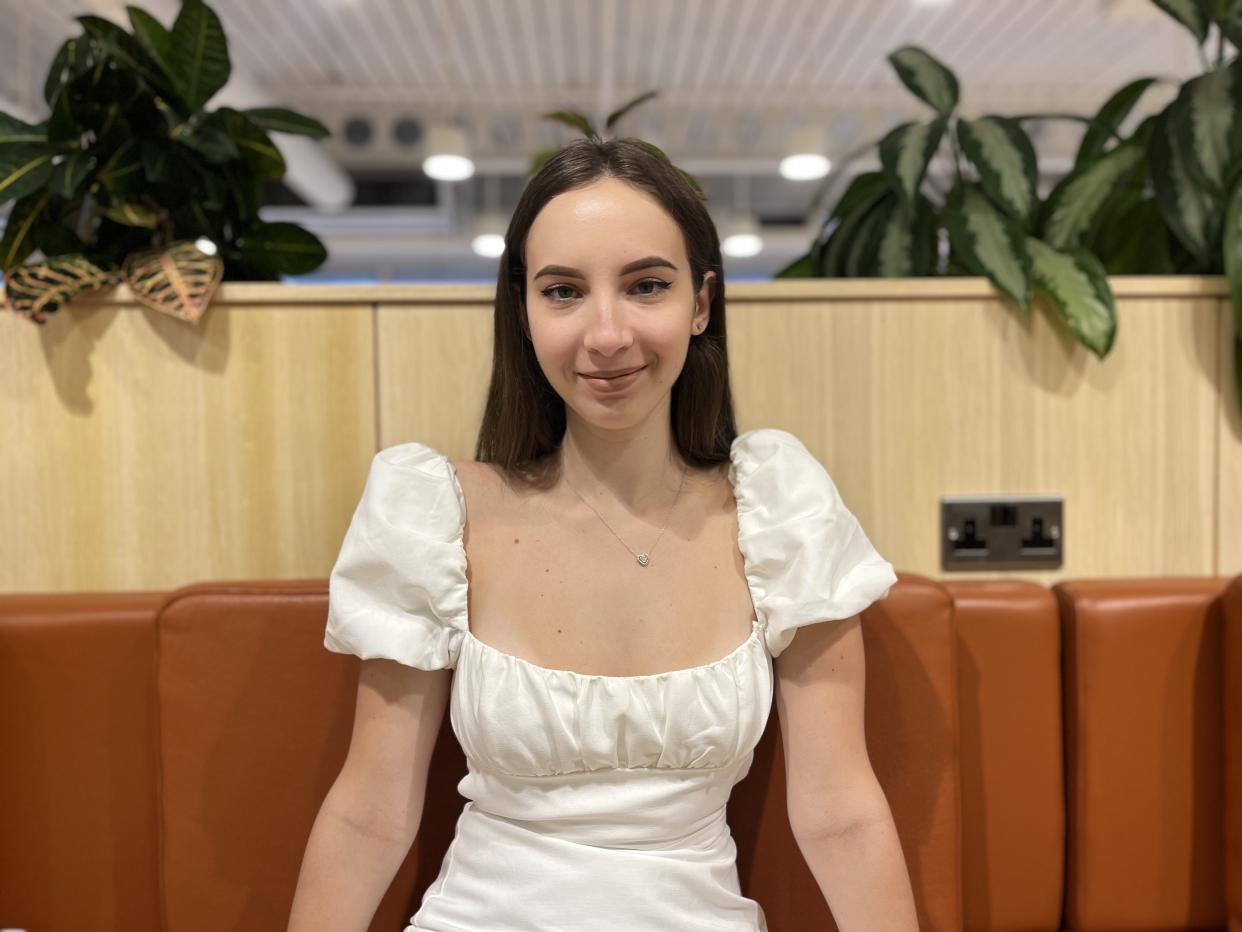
324;427;898;932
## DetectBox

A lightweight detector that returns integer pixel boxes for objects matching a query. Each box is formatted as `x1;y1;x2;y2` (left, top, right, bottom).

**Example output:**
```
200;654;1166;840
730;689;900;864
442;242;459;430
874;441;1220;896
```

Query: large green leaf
0;146;56;203
1152;106;1219;263
173;120;240;163
843;194;896;277
819;173;892;276
1041;141;1146;250
1026;237;1117;358
96;138;144;198
888;46;959;118
240;221;327;275
957;116;1038;225
1154;0;1210;41
1092;191;1175;274
947;184;1031;309
169;0;231;111
1174;66;1238;194
242;107;329;139
43;38;94;107
0;113;47;146
76;15;170;93
127;6;177;83
0;191;51;271
879;119;945;209
216;109;284;180
1074;77;1157;170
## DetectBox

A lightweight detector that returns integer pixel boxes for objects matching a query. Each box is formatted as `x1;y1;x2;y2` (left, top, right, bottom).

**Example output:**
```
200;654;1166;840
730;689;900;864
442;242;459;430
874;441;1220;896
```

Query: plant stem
1218;26;1225;67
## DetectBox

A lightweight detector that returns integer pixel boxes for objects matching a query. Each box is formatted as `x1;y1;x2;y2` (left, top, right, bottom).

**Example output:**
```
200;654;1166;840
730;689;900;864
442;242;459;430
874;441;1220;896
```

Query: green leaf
773;251;816;278
1152;106;1219;263
169;0;231;111
240;221;327;275
879;119;945;209
1041;141;1146;250
49;151;95;198
0;191;51;271
242;107;329;139
1073;77;1156;171
0;146;56;203
843;194;895;277
98;200;160;228
887;46;960;118
542;110;595;138
947;184;1031;309
1026;237;1117;358
173;120;240;163
127;6;176;81
957;116;1038;225
1153;0;1210;41
0;113;47;146
604;91;658;130
1175;66;1237;194
76;15;170;93
874;204;914;277
97;138;144;198
216;109;284;180
43;38;93;107
819;173;892;276
1092;192;1175;274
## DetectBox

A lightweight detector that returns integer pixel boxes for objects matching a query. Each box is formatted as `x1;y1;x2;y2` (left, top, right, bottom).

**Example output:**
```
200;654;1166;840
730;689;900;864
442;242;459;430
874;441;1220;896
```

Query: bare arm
774;614;919;931
287;658;452;932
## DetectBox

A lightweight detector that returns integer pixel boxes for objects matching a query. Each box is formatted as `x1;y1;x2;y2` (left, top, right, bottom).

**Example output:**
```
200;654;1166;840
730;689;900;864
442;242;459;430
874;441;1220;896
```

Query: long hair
474;136;738;489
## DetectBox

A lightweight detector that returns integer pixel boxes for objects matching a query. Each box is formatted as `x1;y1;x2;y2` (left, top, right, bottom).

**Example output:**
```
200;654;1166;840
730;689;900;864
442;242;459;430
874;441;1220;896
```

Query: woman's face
523;176;714;432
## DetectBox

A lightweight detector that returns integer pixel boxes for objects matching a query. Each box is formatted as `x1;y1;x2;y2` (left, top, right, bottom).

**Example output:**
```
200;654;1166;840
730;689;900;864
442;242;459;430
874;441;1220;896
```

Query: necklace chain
564;462;689;567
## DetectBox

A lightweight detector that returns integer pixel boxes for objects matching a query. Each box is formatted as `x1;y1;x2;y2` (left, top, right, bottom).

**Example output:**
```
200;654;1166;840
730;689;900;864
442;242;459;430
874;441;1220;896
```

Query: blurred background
0;0;1207;281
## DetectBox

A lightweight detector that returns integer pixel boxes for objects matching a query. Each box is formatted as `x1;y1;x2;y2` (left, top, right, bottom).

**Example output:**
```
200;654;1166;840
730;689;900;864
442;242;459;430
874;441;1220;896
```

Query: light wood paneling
1221;299;1242;575
0;300;375;591
0;279;1235;592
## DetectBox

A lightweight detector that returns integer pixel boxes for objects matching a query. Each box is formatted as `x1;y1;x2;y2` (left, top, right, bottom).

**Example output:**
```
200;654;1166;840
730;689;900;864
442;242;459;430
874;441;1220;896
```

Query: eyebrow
532;256;677;280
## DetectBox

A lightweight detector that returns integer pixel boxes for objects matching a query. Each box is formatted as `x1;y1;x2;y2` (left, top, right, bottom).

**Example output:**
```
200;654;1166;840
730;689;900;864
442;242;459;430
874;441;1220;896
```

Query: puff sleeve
323;442;470;671
730;428;898;659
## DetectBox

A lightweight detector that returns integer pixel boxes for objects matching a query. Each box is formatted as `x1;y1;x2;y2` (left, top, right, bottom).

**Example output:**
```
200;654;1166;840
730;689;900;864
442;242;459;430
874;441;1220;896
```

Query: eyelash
540;278;672;303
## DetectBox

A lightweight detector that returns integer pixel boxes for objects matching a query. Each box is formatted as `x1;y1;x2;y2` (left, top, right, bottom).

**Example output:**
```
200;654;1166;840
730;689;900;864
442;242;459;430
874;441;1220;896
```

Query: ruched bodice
324;428;898;931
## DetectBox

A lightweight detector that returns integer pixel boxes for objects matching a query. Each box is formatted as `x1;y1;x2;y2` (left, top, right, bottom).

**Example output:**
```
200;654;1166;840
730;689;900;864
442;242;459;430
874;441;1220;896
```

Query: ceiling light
471;211;509;259
422;124;475;181
720;215;764;258
779;127;831;181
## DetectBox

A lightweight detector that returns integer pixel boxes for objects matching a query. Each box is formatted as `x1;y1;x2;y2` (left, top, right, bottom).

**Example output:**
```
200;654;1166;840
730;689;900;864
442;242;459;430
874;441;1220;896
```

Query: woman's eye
543;285;577;302
634;278;671;296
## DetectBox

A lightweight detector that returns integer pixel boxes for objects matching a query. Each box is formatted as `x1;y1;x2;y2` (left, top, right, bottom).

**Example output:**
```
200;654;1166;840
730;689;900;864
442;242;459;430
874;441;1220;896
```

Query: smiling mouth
581;366;645;380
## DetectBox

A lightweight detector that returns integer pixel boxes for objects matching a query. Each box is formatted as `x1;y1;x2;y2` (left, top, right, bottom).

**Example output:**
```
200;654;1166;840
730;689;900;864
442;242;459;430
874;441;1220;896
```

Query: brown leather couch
1;573;1238;932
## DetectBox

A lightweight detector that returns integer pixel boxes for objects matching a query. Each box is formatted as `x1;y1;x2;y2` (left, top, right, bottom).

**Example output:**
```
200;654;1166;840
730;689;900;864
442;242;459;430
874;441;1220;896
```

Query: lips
580;365;646;391
581;365;644;380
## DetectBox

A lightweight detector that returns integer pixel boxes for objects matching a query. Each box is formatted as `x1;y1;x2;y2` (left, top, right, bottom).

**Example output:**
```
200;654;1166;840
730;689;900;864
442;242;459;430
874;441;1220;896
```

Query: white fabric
323;427;897;932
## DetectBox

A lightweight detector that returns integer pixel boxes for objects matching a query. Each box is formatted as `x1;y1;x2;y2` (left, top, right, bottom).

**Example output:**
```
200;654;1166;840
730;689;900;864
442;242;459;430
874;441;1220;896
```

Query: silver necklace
564;462;689;567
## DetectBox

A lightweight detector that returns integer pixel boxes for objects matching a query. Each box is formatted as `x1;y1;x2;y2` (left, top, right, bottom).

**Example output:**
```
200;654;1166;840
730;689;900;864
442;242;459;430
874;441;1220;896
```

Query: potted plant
0;0;329;325
778;0;1242;409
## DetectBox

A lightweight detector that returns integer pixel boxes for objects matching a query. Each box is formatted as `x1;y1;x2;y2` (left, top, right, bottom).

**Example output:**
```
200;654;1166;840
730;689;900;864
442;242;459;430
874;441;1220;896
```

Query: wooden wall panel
0;298;376;591
0;279;1234;592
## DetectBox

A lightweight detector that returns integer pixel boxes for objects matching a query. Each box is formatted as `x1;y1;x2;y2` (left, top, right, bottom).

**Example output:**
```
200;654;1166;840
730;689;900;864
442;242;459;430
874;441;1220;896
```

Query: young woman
288;137;918;931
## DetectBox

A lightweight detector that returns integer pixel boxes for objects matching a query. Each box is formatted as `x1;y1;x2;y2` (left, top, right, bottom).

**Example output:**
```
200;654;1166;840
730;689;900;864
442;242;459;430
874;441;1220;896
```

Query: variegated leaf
888;46;959;118
1041;142;1145;250
49;151;94;199
1074;77;1156;170
957;116;1038;225
1153;0;1210;40
98;201;160;228
874;206;914;277
2;254;120;324
1176;66;1237;193
820;174;892;276
0;146;56;203
879;119;945;209
123;240;224;324
948;185;1031;309
1153;106;1218;262
1026;237;1117;358
0;112;47;146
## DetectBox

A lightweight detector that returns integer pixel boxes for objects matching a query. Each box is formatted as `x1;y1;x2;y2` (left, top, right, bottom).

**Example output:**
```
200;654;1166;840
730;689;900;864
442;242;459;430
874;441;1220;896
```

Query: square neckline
442;455;764;682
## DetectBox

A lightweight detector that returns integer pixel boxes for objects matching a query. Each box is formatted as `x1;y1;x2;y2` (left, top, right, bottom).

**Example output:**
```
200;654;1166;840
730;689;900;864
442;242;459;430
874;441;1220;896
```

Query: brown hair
474;136;738;488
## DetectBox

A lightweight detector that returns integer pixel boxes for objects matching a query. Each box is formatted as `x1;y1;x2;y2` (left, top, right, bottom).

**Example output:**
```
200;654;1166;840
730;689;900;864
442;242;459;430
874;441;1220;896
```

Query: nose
581;293;633;354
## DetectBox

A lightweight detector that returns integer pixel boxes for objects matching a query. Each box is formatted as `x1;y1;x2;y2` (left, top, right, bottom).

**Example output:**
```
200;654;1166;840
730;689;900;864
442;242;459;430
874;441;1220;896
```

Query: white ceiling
0;0;1207;279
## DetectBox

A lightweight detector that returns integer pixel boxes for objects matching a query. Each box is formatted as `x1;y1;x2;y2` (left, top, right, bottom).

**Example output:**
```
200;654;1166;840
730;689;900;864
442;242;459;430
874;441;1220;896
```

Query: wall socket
941;496;1063;571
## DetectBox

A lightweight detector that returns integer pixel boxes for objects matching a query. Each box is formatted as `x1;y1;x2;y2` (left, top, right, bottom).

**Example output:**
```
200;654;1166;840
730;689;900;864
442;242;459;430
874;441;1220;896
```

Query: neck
558;417;688;516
